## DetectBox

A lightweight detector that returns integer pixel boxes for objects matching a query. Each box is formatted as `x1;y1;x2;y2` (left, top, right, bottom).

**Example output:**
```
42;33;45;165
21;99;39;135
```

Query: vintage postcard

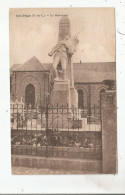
10;8;116;174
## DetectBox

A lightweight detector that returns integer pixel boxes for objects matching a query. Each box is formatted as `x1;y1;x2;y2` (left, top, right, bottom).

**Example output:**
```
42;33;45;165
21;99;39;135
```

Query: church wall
11;70;108;109
75;83;108;108
11;71;50;106
10;73;16;101
92;84;108;107
74;84;89;108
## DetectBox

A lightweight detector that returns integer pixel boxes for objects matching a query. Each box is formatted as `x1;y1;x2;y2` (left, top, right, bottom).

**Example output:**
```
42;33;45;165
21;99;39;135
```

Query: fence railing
11;102;102;160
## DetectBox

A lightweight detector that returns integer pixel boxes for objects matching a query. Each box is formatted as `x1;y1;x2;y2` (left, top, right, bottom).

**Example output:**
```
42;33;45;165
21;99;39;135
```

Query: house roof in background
10;56;116;82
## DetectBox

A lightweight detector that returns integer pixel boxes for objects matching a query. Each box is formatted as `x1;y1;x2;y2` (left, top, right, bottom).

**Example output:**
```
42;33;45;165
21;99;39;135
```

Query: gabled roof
12;56;51;71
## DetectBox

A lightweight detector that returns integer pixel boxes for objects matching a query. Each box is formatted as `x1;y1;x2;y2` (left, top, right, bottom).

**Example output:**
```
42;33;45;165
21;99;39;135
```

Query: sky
9;8;115;67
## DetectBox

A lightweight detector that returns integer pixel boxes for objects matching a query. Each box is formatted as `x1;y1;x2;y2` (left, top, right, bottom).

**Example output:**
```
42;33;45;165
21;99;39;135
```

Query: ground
12;166;96;175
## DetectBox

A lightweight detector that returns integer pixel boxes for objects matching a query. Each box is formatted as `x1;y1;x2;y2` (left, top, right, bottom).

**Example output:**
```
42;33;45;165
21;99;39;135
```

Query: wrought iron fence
11;101;102;160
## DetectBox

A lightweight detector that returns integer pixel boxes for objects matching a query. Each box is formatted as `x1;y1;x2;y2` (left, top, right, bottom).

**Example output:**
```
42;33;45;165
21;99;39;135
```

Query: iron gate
11;101;102;160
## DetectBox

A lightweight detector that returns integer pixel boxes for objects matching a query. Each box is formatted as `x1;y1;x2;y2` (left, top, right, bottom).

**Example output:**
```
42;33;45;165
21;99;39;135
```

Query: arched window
78;89;84;109
25;84;35;107
100;88;106;105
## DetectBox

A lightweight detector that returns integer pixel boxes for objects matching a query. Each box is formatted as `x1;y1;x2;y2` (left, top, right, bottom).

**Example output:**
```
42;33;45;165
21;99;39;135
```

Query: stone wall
101;91;117;174
12;155;102;173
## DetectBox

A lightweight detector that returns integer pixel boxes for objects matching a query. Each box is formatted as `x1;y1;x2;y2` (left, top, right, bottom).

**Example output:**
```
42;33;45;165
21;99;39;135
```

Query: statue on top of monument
48;34;79;81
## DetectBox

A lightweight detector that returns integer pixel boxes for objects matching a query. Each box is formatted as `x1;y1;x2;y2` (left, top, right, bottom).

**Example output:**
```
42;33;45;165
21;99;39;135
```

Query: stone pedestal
70;87;78;108
101;90;117;174
51;80;71;107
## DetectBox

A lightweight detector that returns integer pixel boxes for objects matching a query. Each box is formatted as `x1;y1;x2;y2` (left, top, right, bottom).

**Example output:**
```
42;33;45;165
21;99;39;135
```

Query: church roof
10;64;20;74
11;57;116;83
73;62;116;83
12;56;51;72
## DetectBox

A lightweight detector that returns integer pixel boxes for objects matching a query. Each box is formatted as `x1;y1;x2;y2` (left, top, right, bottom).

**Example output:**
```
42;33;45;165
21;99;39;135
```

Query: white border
0;0;125;193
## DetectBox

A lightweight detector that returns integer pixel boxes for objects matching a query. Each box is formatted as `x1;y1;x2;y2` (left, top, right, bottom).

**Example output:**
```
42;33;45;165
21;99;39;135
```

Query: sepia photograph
10;8;117;175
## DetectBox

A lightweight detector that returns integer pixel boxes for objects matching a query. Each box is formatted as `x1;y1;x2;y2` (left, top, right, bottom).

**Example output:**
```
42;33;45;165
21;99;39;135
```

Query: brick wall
11;71;50;106
75;83;108;108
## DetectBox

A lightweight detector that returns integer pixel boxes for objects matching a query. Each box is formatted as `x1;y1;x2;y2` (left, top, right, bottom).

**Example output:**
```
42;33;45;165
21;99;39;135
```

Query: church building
10;56;116;109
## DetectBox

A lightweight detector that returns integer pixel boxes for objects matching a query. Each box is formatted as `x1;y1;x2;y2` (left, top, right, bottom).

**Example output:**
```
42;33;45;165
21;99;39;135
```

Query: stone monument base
50;80;71;107
70;87;78;108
